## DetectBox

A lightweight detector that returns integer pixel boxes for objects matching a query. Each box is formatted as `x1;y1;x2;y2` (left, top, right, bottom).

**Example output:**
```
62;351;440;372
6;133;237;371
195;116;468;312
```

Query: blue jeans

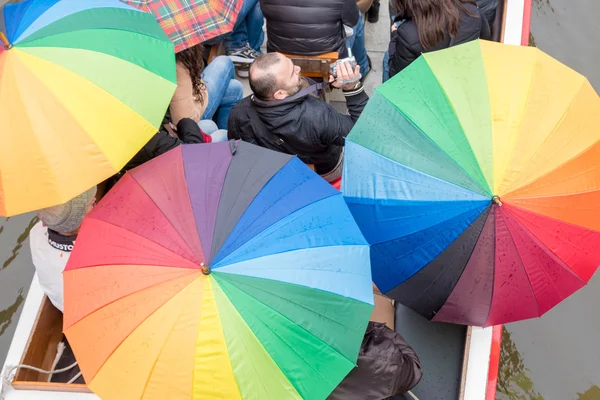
382;50;390;83
201;56;243;129
224;0;264;52
198;120;229;142
346;13;369;77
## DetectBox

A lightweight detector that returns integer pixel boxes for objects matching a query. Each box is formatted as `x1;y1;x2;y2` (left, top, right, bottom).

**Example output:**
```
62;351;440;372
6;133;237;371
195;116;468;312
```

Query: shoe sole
228;55;255;64
236;69;249;78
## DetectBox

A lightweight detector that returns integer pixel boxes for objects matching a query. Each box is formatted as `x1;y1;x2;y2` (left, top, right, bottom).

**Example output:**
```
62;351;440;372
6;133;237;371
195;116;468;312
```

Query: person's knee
210;56;235;78
228;79;244;101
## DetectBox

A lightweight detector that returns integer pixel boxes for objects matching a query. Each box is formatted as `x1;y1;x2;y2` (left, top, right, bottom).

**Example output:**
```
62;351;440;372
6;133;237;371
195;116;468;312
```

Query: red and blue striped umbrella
122;0;243;52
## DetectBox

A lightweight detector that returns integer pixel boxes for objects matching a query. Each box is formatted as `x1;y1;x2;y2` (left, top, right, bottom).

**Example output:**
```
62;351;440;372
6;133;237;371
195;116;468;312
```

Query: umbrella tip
492;196;503;206
201;263;211;275
0;32;11;50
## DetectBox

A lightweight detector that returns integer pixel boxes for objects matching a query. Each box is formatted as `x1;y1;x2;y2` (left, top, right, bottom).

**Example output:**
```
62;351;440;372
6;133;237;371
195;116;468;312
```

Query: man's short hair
249;53;283;100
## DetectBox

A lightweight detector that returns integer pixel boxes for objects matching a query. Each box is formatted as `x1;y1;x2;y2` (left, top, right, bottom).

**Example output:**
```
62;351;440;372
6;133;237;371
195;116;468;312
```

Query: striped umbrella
64;142;374;400
122;0;244;52
0;0;176;216
343;40;600;326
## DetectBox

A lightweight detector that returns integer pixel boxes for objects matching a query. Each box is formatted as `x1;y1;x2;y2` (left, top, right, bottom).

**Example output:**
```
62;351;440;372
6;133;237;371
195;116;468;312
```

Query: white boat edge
1;275;99;399
1;1;533;399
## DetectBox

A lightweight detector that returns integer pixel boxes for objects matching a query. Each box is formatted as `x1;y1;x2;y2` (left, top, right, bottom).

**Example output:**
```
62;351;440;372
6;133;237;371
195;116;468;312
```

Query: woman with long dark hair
386;0;490;79
170;44;243;139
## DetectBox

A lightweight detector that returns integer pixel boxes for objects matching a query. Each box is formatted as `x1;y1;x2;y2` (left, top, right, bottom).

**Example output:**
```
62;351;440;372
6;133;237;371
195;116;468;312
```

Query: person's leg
208;129;229;143
197;119;219;134
224;0;263;58
201;56;236;120
351;13;369;77
246;2;264;52
214;79;244;129
382;50;390;83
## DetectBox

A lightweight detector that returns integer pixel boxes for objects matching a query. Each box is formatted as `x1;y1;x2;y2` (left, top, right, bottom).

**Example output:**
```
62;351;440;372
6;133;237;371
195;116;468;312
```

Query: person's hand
329;62;361;90
391;23;398;32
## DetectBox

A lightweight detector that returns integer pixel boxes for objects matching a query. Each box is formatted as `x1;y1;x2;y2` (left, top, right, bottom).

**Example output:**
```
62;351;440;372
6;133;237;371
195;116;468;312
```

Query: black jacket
389;0;497;24
123;118;204;171
261;0;359;56
388;3;490;77
328;322;423;400
477;0;499;26
228;87;368;175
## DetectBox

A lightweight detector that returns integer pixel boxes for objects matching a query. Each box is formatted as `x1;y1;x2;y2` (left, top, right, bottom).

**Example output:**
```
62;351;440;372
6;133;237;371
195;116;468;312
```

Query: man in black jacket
261;0;360;57
228;53;368;182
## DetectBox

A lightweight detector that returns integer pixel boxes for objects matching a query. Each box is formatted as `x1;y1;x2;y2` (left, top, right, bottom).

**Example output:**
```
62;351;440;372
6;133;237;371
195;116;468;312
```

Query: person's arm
342;0;360;27
318;63;369;146
391;331;424;394
175;118;205;144
388;28;418;78
169;63;203;125
479;7;492;40
343;84;369;123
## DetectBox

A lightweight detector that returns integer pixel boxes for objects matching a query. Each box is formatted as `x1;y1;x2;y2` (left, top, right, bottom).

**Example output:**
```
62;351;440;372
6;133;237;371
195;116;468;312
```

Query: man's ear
273;89;287;100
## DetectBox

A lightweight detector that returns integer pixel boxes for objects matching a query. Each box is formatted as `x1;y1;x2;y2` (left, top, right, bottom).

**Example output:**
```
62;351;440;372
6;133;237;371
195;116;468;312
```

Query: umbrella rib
370;101;490;196
213;186;338;265
16;24;170;47
64;268;201;329
503;161;600;198
406;210;488;309
408;89;490;193
139;280;200;397
215;278;357;388
483;208;496;326
496;50;539;194
214;271;369;333
501;79;587;195
502;211;584;307
87;215;201;267
213;245;371;274
503;207;589;282
94;192;201;263
129;172;205;265
499;210;541;317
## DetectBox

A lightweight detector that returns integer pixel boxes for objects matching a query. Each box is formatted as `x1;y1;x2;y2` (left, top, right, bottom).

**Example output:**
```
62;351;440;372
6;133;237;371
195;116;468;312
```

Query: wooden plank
459;326;473;400
11;382;91;393
14;296;64;383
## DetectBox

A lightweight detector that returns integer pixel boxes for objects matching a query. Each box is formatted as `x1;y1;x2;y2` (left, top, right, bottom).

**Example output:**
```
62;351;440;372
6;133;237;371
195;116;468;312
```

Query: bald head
249;53;303;100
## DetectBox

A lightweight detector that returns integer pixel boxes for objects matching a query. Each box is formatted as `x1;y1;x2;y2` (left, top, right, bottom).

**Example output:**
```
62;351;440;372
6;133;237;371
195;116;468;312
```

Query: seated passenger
261;0;360;58
228;53;368;182
386;0;491;79
29;187;97;312
170;44;243;133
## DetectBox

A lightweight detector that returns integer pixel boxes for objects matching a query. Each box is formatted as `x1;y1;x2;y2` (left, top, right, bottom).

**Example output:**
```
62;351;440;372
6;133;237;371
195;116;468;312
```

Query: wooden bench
281;52;339;102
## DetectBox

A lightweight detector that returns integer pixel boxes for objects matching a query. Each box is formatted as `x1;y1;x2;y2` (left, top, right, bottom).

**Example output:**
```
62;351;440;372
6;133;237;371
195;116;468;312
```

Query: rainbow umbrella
0;0;176;216
122;0;244;52
343;40;600;327
63;142;374;400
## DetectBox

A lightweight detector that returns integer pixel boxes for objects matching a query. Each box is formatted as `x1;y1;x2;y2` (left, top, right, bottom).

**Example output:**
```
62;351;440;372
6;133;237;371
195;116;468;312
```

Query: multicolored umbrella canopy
0;0;176;216
64;142;374;400
121;0;243;52
343;40;600;327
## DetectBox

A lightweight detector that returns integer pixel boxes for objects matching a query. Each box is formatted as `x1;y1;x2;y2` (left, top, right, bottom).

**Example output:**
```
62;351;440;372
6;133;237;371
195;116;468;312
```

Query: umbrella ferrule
0;32;11;50
492;196;502;206
201;263;210;275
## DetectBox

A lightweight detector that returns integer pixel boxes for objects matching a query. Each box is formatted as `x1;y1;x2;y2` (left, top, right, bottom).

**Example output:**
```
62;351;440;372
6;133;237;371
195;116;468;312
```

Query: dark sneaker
236;63;249;78
227;44;260;64
367;0;380;23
